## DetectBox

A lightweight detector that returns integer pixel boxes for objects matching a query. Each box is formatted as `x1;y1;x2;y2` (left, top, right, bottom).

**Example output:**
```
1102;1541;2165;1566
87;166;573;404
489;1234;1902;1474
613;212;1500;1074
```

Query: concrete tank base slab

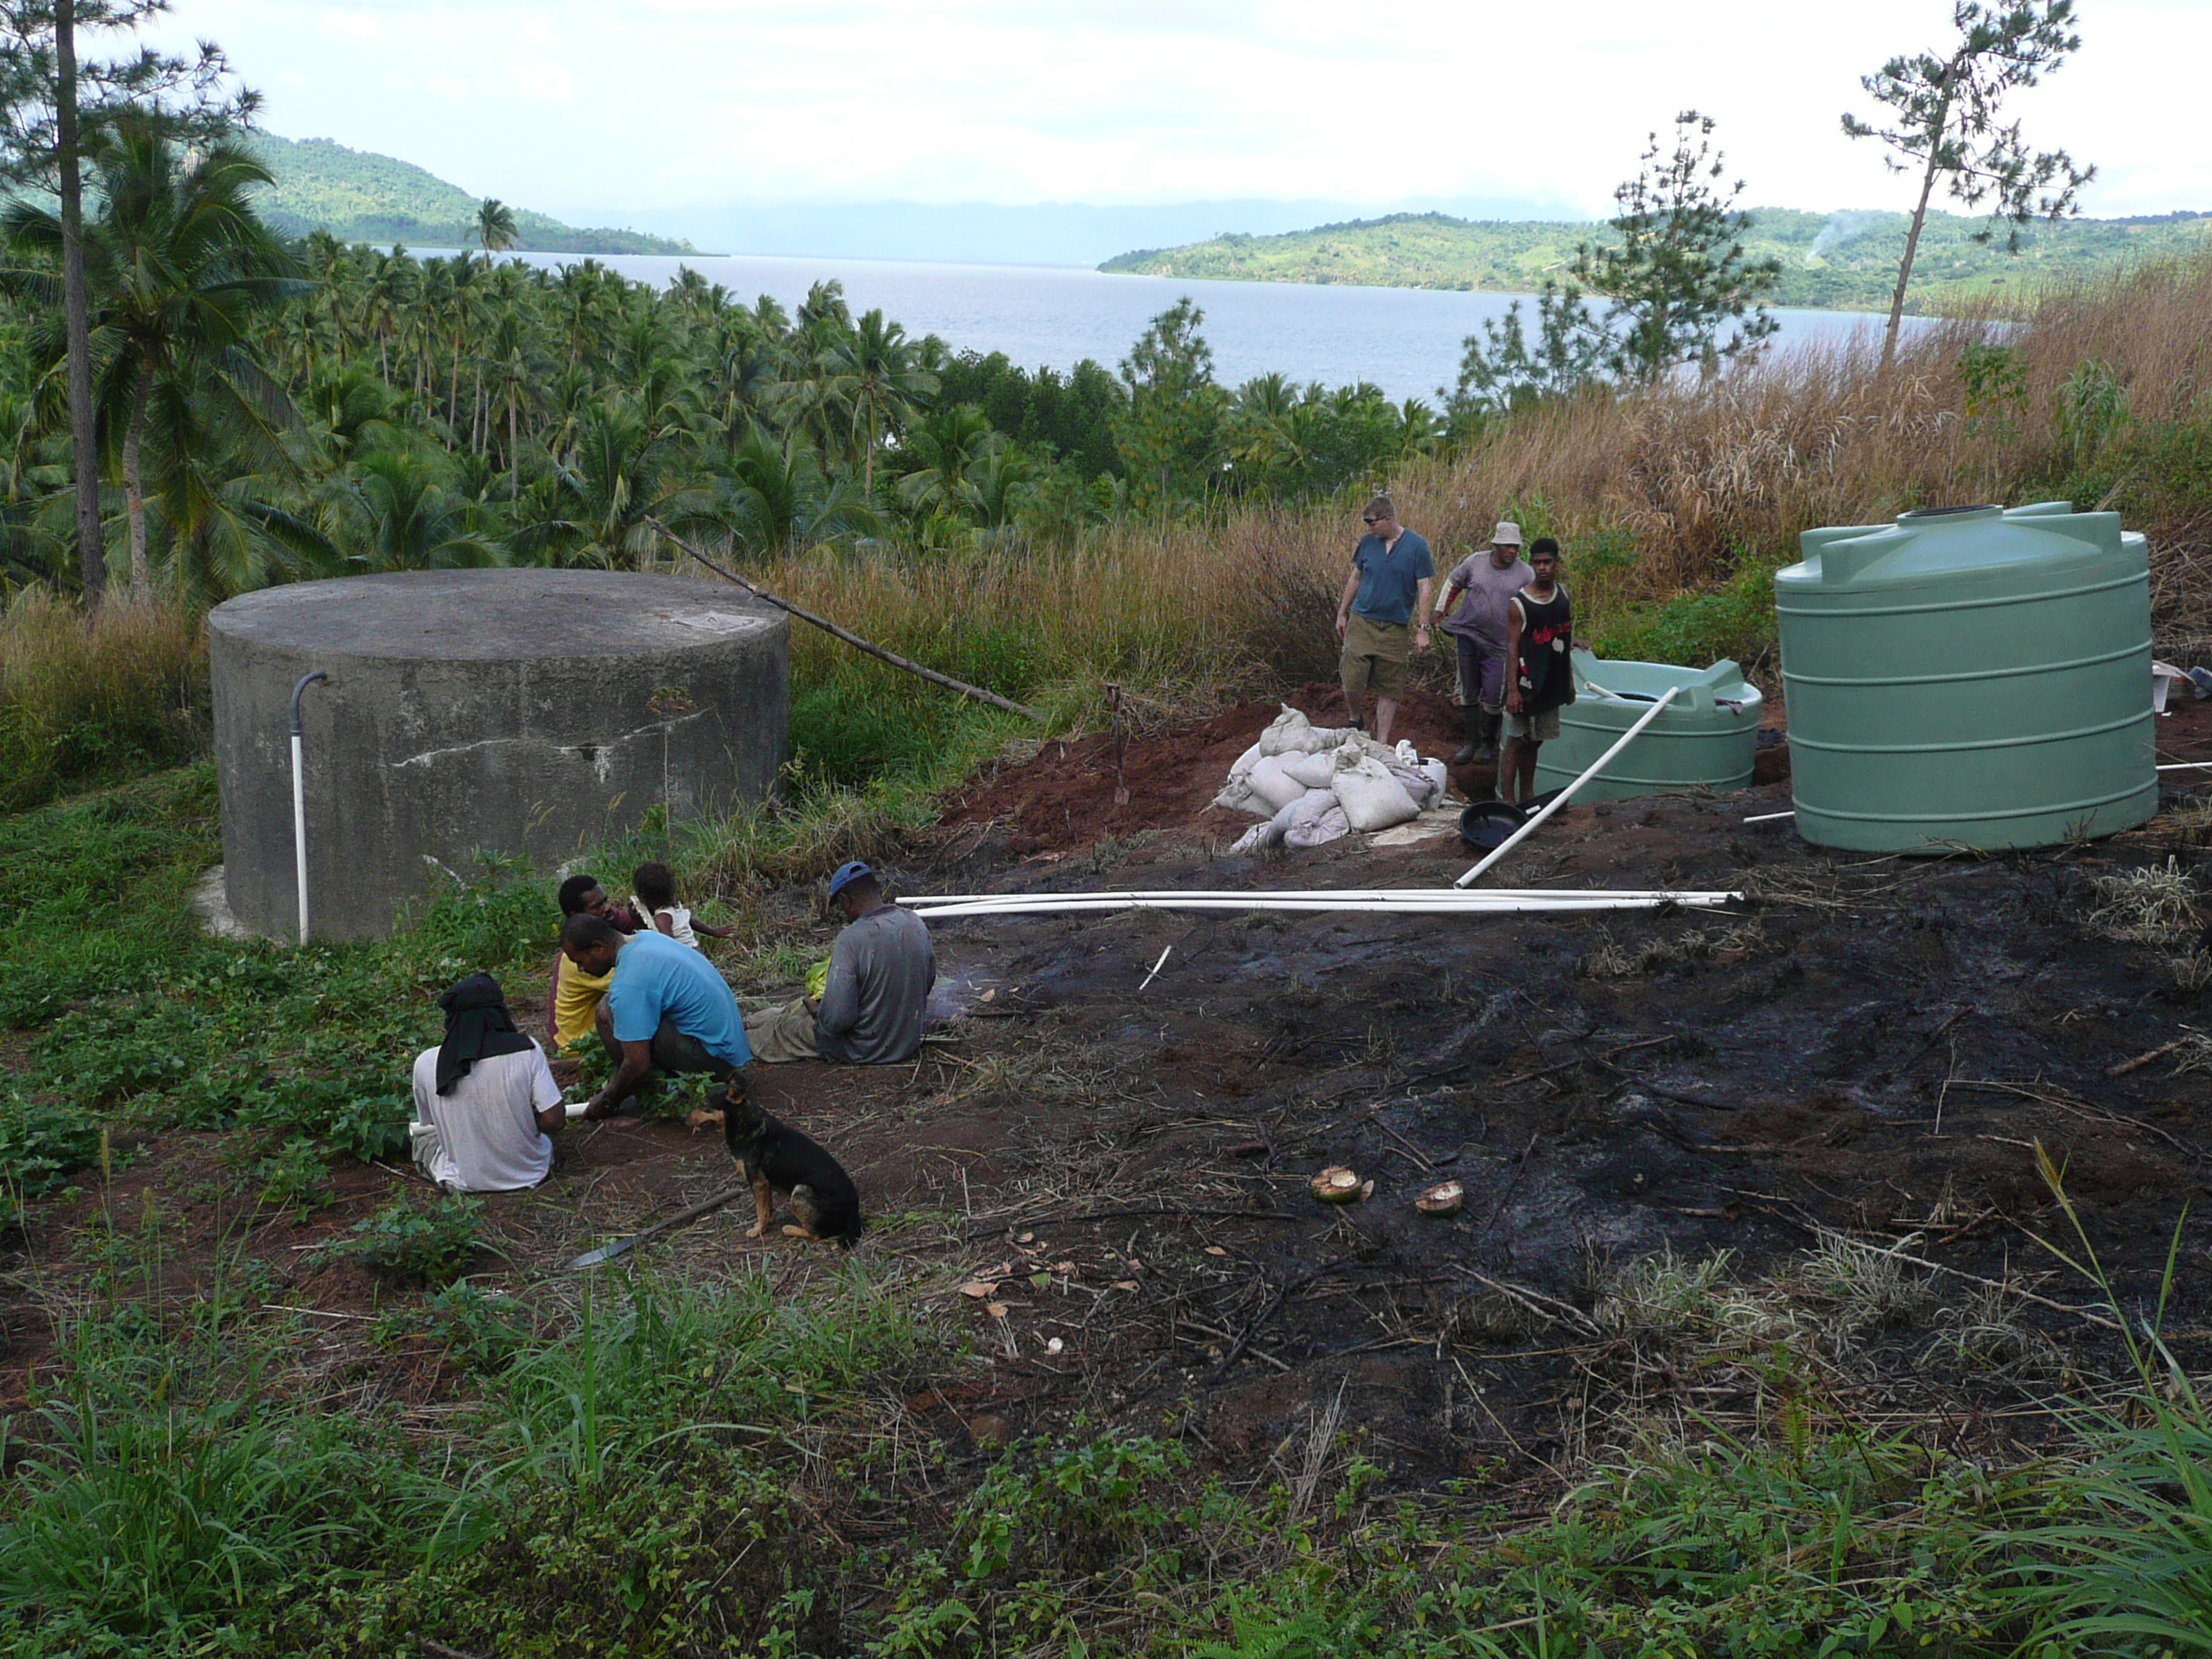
210;569;789;941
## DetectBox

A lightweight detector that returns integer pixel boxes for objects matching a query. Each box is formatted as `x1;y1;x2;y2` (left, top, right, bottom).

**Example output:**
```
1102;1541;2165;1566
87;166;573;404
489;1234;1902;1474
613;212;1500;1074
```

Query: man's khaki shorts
1340;612;1410;701
1505;705;1561;741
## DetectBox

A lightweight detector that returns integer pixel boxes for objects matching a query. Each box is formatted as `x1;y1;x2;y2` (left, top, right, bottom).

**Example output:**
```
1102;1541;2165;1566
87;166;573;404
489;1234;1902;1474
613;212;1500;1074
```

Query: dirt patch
939;682;1473;857
941;680;1801;860
12;692;2212;1497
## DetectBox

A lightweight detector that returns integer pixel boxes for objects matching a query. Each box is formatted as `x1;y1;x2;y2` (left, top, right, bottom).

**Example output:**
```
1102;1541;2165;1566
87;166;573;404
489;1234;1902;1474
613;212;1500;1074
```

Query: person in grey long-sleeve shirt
742;862;936;1064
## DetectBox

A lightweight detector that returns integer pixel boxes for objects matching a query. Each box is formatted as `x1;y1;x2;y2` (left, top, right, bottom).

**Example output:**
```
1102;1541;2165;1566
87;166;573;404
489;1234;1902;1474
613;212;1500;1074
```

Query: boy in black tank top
1502;538;1573;805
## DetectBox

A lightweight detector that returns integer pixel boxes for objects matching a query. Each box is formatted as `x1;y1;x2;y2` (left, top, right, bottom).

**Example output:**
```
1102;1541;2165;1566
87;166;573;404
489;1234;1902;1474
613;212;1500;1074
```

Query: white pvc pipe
1456;685;1681;888
288;671;326;948
1742;810;1795;823
912;894;1739;920
902;886;1720;906
905;893;1735;911
291;732;310;945
2157;762;2212;772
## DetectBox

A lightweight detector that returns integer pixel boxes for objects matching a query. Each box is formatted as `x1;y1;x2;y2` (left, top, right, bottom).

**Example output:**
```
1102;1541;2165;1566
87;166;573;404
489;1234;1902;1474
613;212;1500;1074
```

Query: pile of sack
1214;706;1453;853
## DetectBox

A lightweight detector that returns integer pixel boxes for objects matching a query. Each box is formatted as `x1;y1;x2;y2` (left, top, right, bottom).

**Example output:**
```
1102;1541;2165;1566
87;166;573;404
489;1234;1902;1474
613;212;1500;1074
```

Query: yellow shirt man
549;951;614;1052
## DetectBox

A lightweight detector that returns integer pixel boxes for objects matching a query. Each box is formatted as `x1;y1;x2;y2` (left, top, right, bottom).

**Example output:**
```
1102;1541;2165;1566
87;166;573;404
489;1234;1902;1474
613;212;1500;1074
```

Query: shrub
313;1194;484;1288
0;1090;102;1224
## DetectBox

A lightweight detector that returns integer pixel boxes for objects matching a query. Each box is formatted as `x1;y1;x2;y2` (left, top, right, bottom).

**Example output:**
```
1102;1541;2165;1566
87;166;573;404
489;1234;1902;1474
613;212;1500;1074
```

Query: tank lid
1781;501;2125;589
207;569;782;660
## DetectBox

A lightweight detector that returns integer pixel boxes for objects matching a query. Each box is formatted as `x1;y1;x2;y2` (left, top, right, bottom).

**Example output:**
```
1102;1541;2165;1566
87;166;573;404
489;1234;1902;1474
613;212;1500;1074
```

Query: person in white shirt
632;860;738;952
409;973;565;1193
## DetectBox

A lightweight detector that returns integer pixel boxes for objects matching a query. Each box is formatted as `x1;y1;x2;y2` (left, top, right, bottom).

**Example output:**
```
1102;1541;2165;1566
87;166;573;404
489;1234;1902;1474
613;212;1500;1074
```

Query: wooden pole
645;518;1045;722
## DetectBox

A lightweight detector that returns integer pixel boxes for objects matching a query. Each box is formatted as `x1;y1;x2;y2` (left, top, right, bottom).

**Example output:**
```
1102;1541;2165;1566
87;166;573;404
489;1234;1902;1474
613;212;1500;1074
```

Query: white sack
1384;758;1440;810
1256;705;1317;757
1229;812;1286;854
1246;754;1310;811
1226;741;1263;780
1286;803;1352;848
1333;749;1420;832
1279;749;1340;790
1229;787;1336;855
1211;773;1268;816
1420;758;1451;804
1297;724;1355;752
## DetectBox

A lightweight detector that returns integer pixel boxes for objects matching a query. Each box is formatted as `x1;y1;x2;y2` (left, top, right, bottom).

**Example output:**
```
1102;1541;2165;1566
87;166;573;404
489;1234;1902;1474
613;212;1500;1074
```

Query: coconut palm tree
473;198;518;257
725;426;875;556
2;112;301;591
336;444;500;570
896;402;1002;525
825;307;937;488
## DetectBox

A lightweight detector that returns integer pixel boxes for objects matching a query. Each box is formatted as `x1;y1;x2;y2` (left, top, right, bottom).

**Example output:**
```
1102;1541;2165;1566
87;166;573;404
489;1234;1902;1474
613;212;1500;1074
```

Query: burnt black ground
886;746;2212;1489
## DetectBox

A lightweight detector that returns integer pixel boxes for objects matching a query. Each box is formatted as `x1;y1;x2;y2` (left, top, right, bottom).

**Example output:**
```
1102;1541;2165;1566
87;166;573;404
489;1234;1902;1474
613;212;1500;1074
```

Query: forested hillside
1102;204;2212;312
244;134;698;256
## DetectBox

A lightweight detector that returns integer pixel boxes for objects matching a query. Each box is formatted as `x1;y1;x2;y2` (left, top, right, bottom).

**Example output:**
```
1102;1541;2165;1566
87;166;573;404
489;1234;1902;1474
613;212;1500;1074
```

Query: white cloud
510;60;574;103
154;0;2212;219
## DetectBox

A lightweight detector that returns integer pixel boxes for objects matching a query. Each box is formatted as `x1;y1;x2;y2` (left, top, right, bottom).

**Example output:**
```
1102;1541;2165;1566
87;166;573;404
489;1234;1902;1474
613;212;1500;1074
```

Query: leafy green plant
376;1281;540;1372
248;1136;329;1214
0;1090;103;1224
313;1194;484;1288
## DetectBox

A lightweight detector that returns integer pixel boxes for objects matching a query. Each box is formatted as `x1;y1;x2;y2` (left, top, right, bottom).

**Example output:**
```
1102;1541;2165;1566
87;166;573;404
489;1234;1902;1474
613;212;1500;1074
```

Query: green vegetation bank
1101;205;2212;313
246;134;697;257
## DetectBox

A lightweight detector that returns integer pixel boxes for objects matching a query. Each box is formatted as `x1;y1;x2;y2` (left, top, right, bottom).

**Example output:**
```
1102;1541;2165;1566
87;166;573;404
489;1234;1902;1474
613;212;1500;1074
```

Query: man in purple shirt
1432;521;1533;764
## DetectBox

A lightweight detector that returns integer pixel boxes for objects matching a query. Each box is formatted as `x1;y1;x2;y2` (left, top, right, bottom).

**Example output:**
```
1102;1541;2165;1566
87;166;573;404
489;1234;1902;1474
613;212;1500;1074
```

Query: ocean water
493;250;1931;406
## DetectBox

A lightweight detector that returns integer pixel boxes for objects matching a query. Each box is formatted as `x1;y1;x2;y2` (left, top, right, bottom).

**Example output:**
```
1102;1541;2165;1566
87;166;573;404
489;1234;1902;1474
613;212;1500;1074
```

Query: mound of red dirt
937;683;1471;856
937;680;1801;857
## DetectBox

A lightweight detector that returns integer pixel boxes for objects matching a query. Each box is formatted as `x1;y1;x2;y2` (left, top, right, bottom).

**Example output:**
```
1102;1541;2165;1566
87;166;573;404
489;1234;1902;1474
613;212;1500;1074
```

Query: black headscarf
434;973;535;1094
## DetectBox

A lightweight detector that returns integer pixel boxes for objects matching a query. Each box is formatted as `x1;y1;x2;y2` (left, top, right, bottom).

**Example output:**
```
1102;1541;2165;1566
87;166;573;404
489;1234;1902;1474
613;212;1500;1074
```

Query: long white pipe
902;886;1721;906
288;671;327;948
1456;684;1681;888
907;889;1734;916
912;894;1738;920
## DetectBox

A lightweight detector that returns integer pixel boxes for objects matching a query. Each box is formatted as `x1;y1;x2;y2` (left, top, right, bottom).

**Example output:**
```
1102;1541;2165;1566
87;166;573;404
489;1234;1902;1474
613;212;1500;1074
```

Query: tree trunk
509;398;519;500
55;0;104;607
1884;85;1954;371
447;326;465;443
472;365;484;453
123;359;152;592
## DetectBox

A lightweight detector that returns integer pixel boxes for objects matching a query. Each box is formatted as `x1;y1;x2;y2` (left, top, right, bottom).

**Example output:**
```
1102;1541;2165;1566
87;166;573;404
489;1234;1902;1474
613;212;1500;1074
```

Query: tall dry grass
8;249;2209;826
0;588;208;809
695;250;2212;737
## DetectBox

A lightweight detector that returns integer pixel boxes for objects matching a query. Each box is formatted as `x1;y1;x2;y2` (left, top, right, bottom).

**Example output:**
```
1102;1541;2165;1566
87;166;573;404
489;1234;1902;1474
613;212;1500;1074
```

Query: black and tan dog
706;1080;864;1247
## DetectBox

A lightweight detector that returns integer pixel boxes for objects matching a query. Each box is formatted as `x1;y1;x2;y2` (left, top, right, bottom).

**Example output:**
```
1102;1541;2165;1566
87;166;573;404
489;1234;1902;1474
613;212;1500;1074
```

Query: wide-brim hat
1491;521;1524;547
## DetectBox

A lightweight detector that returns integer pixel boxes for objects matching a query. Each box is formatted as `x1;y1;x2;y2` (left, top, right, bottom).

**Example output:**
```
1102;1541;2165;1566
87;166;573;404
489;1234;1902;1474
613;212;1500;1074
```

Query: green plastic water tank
1532;651;1762;801
1775;502;2155;852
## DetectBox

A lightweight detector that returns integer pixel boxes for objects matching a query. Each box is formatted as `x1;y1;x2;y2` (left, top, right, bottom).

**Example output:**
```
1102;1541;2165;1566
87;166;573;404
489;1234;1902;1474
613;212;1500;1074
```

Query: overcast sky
148;1;2209;220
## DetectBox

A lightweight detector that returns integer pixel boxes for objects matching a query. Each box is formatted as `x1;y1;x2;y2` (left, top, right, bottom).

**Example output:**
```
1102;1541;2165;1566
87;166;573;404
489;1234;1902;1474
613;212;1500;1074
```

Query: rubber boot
1476;708;1502;764
1450;704;1483;765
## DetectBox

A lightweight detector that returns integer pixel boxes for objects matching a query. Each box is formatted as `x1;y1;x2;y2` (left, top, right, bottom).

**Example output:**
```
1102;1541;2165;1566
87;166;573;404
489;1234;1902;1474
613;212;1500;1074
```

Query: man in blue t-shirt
560;912;753;1119
1333;493;1433;743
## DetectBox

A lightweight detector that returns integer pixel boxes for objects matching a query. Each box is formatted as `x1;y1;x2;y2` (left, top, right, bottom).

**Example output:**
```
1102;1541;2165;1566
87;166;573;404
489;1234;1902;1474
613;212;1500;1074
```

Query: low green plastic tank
1532;651;1762;802
1775;502;2155;852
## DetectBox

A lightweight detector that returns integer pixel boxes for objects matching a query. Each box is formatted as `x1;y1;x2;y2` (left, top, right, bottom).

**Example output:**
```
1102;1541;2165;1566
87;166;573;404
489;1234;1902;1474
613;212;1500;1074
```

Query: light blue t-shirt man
605;929;753;1069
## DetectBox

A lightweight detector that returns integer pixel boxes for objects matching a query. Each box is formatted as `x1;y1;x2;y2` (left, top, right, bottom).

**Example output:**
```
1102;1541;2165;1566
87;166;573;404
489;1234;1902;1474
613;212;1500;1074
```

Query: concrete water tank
210;569;788;941
1775;502;2155;852
1533;650;1762;802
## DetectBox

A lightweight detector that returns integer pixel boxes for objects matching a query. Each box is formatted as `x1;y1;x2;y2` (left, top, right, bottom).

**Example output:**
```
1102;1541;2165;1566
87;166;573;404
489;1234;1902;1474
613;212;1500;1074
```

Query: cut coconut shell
1310;1165;1364;1204
1415;1179;1465;1217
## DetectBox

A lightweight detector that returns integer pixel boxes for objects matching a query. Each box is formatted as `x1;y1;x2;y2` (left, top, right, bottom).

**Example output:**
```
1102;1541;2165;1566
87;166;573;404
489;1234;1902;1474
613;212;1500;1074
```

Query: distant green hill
1100;206;2212;313
244;134;701;257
